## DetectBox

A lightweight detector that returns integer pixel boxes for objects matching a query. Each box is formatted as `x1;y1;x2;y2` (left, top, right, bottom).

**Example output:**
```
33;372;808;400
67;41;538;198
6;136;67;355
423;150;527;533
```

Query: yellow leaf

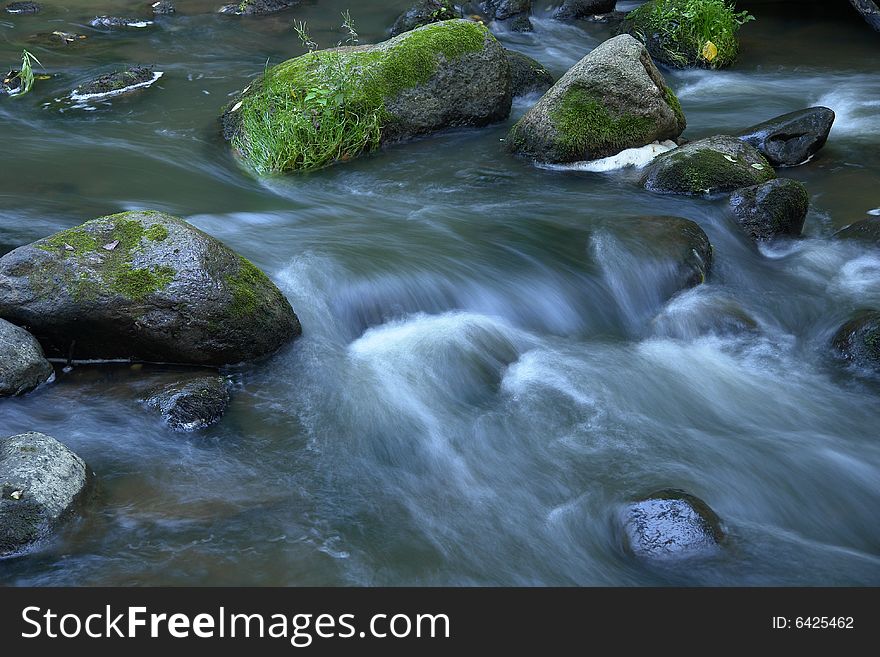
702;41;718;62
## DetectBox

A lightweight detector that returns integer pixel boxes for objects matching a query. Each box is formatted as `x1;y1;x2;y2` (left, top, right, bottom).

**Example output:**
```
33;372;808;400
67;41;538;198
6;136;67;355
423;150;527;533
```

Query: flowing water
1;1;880;585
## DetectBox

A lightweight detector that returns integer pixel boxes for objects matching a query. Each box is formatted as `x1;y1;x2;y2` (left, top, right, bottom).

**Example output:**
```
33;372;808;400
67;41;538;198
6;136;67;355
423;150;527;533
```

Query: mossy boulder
1;432;94;557
223;20;511;173
834;217;880;246
481;0;532;32
0;319;53;397
146;375;231;431
850;0;880;31
218;0;299;15
553;0;616;21
642;135;775;196
618;0;753;69
729;178;809;241
390;0;460;37
507;34;685;164
505;48;555;97
832;310;880;373
736;107;835;167
0;211;301;366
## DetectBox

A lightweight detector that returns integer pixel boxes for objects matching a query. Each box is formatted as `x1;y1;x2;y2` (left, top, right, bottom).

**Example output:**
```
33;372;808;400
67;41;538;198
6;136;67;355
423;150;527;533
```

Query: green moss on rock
225;256;273;318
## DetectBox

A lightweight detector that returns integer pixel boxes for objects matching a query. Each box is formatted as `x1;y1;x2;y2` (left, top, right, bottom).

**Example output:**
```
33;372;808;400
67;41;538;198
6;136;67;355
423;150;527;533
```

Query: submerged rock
832;310;880;373
507;34;685;164
223;20;512;173
736;107;835;167
0;432;93;557
481;0;532;32
505;48;554;97
553;0;616;21
651;292;758;340
0;319;53;397
850;0;880;31
5;1;40;14
391;0;460;36
29;31;89;47
73;66;161;99
218;0;299;16
642;135;775;196
151;1;175;14
89;16;154;28
834;217;880;246
146;376;231;431
1;69;24;95
729;178;809;241
620;489;725;560
0;210;301;366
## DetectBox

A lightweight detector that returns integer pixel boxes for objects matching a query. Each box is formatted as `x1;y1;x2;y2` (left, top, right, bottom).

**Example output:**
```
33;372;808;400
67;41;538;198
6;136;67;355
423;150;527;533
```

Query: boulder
146;375;231;431
0;319;53;397
642;135;775;196
0;210;301;366
218;0;299;16
832;310;880;373
5;1;40;13
390;0;460;37
651;293;758;339
850;0;880;31
223;20;512;173
505;49;555;97
834;217;880;246
736;107;835;167
151;1;175;15
729;178;809;241
620;489;724;560
89;16;154;28
553;0;616;21
507;34;685;164
481;0;532;32
0;432;93;556
73;66;161;100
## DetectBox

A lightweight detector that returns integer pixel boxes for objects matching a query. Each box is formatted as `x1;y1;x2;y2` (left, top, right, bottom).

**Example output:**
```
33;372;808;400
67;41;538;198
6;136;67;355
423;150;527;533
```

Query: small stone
151;1;175;15
6;2;41;14
146;376;231;431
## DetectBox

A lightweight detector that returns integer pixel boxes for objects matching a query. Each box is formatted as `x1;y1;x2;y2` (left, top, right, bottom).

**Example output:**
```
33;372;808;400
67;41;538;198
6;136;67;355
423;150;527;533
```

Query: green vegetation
225;256;272;317
231;19;489;173
624;0;754;69
663;86;686;128
7;50;42;96
550;86;656;160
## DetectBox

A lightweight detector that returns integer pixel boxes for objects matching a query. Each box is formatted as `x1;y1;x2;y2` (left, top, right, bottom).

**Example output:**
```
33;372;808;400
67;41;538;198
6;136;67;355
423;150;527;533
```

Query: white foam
543;141;678;172
70;71;163;102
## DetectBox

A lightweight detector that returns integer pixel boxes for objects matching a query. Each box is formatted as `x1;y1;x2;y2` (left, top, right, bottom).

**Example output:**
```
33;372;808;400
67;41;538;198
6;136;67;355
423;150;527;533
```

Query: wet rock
508;35;685;164
832;310;880;372
0;319;53;397
0;432;93;557
73;66;161;99
0;210;301;366
224;20;512;173
642;135;775;196
151;1;175;15
5;1;40;14
481;0;532;32
89;16;154;28
146;376;231;431
834;216;880;246
729;178;809;241
736;107;835;167
620;489;724;560
29;31;89;47
218;0;299;16
849;0;880;31
391;0;460;37
652;293;758;339
505;48;554;97
553;0;616;21
1;69;23;95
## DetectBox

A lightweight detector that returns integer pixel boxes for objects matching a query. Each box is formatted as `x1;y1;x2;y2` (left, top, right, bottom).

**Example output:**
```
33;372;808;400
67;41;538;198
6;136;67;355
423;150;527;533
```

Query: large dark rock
481;0;532;32
0;319;53;397
0;210;301;366
505;48;555;97
832;310;880;373
507;34;685;164
73;66;160;99
146;375;231;431
218;0;299;16
850;0;880;31
0;432;93;557
553;0;616;20
729;178;809;241
833;217;880;246
736;107;835;167
224;20;512;173
620;489;724;560
642;135;775;196
391;0;459;37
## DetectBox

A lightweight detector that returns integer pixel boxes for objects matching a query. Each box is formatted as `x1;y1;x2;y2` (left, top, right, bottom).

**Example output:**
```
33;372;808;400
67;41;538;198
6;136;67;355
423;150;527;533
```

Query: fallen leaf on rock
723;155;736;163
10;490;22;500
103;240;120;250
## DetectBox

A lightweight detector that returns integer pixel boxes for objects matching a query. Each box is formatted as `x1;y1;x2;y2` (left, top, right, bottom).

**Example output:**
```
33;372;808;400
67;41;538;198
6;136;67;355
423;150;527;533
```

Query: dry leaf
64;243;75;251
10;490;22;500
702;41;718;63
103;240;120;251
723;155;736;163
751;163;765;170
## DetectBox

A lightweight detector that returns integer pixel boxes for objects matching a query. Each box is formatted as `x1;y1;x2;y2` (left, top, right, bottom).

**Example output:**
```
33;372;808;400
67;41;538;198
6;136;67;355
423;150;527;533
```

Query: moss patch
145;224;169;242
663;86;685;128
233;19;490;173
225;256;272;318
551;86;656;160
